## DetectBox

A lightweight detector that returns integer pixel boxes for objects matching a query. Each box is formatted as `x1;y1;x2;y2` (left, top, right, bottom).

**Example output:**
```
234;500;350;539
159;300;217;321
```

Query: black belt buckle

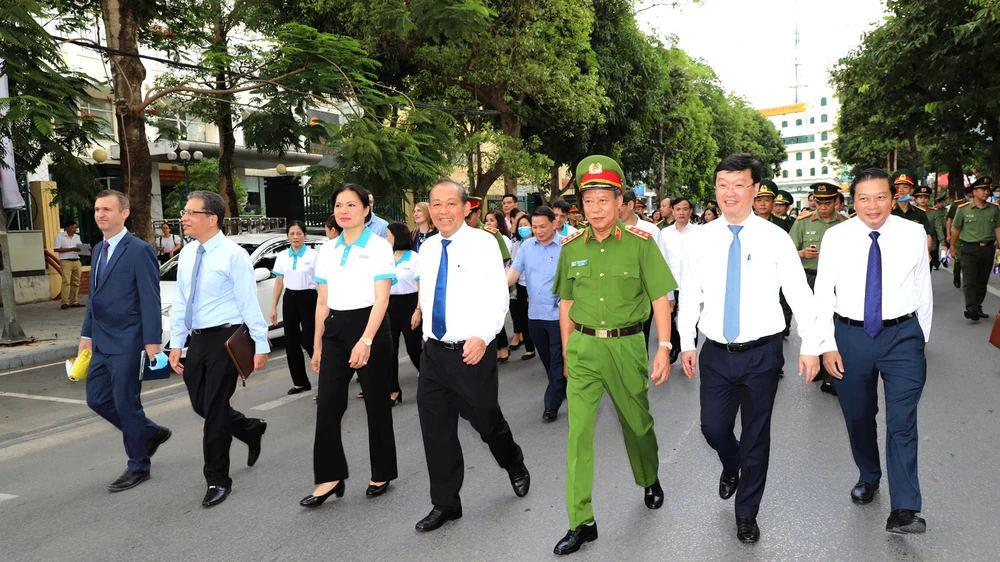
430;339;465;350
979;241;995;247
192;323;233;335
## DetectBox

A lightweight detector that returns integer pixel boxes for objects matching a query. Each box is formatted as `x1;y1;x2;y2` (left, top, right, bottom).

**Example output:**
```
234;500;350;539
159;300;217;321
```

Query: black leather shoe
247;420;267;467
508;463;531;497
978;307;990;319
886;509;926;534
391;392;403;407
719;470;738;500
553;523;598;555
954;277;961;288
542;408;558;423
415;508;462;532
644;480;664;509
202;485;231;507
965;309;979;320
287;385;311;395
736;515;760;543
820;382;838;396
300;480;345;507
851;480;878;504
146;426;171;458
366;481;390;497
108;470;150;492
520;352;536;361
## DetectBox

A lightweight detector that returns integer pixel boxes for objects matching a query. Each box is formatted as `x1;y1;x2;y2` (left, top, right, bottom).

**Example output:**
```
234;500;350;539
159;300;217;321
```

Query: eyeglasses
715;183;757;191
179;209;213;217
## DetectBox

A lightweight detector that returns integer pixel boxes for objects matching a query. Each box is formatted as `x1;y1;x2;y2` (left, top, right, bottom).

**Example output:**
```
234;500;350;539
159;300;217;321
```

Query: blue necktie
431;239;451;339
723;225;743;343
96;241;110;289
864;231;883;339
184;245;206;331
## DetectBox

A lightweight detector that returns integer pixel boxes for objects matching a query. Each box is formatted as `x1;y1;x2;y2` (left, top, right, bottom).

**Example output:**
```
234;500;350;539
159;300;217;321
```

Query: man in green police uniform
949;177;1000;320
914;185;945;270
947;184;974;287
789;182;846;395
890;169;934;254
773;190;795;232
466;196;511;261
551;155;678;556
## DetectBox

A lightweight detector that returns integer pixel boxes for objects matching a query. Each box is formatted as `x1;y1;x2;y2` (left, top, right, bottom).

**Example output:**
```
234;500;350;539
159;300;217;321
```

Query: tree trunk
908;133;918;173
501;112;521;196
949;161;963;200
100;0;154;243
547;132;559;201
986;115;1000;180
212;8;239;218
658;124;665;200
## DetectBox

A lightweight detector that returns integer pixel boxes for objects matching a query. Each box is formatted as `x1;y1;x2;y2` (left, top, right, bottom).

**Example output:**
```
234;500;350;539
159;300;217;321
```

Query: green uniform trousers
960;242;995;310
565;330;658;529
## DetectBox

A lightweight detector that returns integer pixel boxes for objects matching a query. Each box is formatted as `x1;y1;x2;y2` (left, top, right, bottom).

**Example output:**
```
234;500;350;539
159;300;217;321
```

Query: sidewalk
0;298;88;371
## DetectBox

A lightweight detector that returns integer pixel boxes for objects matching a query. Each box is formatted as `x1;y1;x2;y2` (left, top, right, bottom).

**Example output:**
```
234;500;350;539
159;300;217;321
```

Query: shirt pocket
567;263;591;296
611;262;641;300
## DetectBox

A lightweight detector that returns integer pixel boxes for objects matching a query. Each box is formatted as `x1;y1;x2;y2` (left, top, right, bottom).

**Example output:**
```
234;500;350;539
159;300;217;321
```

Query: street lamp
166;141;203;205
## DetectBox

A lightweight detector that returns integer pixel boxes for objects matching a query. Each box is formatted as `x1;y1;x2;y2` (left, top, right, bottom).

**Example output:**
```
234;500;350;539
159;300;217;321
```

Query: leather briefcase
224;323;257;386
990;312;1000;349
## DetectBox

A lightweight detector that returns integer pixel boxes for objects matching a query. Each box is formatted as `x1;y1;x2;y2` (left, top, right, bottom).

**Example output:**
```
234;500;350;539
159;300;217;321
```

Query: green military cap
891;169;917;186
936;191;949;201
811;182;840;199
576;155;625;194
971;176;994;190
913;185;933;197
775;190;793;205
756;179;777;198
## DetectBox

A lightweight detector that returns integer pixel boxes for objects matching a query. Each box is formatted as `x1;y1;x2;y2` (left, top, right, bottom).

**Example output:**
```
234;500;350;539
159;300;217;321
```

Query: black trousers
418;339;523;510
960;242;994;310
183;326;262;487
283;288;317;388
315;307;397;484
388;292;423;394
510;285;535;352
527;319;565;410
699;335;782;518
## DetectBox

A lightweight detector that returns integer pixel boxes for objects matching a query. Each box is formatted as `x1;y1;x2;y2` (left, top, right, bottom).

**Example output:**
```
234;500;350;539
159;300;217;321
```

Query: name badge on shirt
571;260;589;267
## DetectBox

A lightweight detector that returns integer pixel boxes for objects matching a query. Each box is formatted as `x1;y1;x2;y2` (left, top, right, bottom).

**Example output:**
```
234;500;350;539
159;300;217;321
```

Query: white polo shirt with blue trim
314;227;397;311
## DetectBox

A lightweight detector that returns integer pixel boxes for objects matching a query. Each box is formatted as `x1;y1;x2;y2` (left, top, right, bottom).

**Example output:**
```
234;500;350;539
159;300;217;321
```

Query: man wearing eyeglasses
678;153;820;544
168;191;270;509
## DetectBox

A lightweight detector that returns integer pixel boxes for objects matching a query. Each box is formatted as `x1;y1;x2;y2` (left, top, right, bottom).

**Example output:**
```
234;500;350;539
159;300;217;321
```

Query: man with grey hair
168;190;270;508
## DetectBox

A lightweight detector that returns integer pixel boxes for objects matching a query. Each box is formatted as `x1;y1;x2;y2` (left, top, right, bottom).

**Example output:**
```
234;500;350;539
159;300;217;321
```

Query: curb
0;343;78;371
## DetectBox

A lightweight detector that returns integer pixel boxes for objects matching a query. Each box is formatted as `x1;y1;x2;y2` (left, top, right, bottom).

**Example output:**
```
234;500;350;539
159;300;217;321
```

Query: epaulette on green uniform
796;211;814;221
625;225;652;240
561;229;585;245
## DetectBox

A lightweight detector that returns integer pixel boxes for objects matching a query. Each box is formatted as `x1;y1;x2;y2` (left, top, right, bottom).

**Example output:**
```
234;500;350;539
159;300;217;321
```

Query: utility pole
1;205;28;343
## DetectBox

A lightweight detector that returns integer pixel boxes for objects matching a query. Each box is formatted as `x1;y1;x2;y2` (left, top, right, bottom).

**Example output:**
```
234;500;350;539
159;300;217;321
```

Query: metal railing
154;216;286;241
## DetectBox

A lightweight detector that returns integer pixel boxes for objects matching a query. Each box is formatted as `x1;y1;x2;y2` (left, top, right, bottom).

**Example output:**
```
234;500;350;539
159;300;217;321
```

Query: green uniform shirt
952;201;1000;243
769;214;793;233
891;204;934;237
788;211;846;270
947;199;967;221
922;206;947;244
479;224;511;261
553;220;677;329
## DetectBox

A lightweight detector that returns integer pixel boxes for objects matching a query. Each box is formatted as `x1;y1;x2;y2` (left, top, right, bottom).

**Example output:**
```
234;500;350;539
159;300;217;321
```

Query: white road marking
141;382;185;395
0;361;66;377
0;392;87;405
0;493;19;504
987;285;1000;299
251;391;315;411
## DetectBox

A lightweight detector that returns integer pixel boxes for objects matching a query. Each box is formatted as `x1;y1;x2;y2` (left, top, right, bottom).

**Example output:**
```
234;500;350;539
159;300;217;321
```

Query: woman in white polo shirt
270;220;318;395
385;221;422;407
301;184;398;507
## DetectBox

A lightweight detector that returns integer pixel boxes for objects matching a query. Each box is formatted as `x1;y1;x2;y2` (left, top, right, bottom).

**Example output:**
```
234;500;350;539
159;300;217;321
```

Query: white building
759;94;844;209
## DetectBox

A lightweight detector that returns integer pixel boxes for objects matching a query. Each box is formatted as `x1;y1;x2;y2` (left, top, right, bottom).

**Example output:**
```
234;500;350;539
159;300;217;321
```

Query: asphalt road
1;270;998;561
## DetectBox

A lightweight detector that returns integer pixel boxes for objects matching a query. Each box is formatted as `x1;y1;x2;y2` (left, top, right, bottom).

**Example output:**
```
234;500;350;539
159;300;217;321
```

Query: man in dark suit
79;189;171;492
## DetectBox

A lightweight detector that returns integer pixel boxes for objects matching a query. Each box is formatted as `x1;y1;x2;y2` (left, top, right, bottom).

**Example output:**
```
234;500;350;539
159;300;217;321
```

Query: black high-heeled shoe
366;481;390;497
390;392;402;407
300;480;345;507
287;385;311;395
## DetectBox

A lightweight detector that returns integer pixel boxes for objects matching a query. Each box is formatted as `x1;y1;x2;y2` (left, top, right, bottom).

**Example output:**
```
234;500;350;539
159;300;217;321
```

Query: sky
635;0;889;109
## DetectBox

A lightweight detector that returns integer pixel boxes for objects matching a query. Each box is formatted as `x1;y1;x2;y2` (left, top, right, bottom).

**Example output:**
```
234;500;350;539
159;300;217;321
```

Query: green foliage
161;157;247;217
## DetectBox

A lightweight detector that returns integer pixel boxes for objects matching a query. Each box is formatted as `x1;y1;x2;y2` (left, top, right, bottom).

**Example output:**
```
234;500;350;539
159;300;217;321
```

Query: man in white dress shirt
813;168;932;534
412;179;530;533
661;196;697;362
678;153;819;543
619;188;672;351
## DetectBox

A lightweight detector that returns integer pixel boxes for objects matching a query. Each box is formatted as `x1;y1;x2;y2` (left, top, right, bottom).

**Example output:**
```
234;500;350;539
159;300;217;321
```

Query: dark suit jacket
81;231;162;355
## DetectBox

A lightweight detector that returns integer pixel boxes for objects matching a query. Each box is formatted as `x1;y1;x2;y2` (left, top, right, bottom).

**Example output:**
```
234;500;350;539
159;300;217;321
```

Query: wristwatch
361;337;373;347
658;341;673;350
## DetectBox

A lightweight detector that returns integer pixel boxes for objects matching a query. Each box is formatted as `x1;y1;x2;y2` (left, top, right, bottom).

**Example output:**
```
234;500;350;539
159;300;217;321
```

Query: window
810;168;816;176
796;169;803;177
795;152;803;161
782;134;815;145
795;118;803;126
821;114;828;123
822;166;829;174
810;117;815;124
781;120;788;128
782;170;788;178
160;110;208;142
80;97;114;138
810;151;816;159
821;97;828;106
821;132;829;141
821;148;829;158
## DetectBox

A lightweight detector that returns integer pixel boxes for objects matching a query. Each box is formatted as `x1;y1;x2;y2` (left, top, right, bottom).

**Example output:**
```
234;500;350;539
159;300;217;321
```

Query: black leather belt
574;323;643;339
710;333;779;353
427;339;466;350
970;241;996;247
285;288;316;293
835;312;915;328
191;323;233;335
61;258;80;261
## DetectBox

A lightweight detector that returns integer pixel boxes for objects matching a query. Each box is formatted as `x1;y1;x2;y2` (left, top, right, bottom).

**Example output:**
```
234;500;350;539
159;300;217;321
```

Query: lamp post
166;141;203;239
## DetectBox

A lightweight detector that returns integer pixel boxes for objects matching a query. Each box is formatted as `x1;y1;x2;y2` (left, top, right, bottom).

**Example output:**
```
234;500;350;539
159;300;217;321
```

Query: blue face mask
518;226;532;239
898;194;911;203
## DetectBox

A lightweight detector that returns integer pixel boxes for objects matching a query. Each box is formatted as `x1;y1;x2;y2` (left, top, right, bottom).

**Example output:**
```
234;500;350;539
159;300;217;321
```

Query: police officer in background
552;155;677;555
946;183;975;287
773;190;795;232
890;170;934;253
913;185;944;271
949;177;1000;320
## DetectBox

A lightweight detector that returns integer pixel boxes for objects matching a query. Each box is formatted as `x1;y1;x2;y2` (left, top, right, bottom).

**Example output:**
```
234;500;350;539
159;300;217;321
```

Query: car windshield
158;243;254;281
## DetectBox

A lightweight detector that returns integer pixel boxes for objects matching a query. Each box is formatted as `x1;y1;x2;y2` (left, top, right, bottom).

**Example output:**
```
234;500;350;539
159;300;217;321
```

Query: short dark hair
488;210;510;237
714;153;762;185
333;183;371;209
386;221;414;251
850;168;891;197
431;178;469;203
63;218;78;228
622;189;637;206
324;213;340;231
188;190;226;225
95;188;129;211
552;199;571;213
671;196;692;209
502;193;517;203
286;220;306;235
530;205;556;223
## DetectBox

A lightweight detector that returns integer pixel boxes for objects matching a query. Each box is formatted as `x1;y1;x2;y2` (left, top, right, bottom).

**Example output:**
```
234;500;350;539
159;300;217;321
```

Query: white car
159;233;328;350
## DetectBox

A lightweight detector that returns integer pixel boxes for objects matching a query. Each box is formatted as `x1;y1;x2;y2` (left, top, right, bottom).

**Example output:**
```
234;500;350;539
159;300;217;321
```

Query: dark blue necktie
723;225;743;342
863;231;883;339
97;241;110;289
431;239;451;339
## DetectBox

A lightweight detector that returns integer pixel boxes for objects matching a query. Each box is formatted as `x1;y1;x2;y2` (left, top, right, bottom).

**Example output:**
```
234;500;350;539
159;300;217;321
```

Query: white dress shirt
630;215;675;300
272;245;318;291
391;250;419;295
660;222;697;289
678;214;819;355
813;215;933;352
416;223;509;344
54;230;82;260
314;228;396;310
